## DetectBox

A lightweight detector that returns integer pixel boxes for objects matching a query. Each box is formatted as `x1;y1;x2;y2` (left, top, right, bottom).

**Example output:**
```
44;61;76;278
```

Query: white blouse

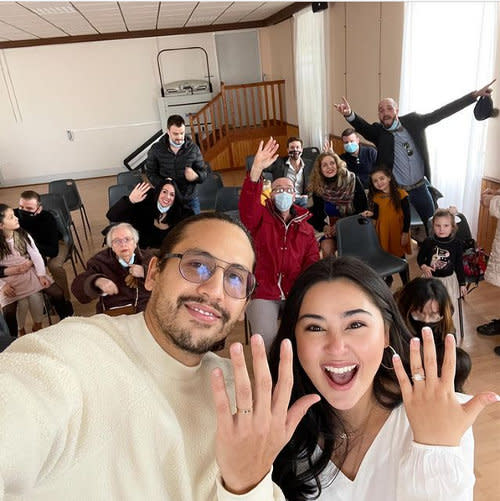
304;398;474;500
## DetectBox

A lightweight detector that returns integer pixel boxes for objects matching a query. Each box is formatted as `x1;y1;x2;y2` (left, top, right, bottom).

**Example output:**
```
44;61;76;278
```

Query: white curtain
399;1;497;236
294;7;327;149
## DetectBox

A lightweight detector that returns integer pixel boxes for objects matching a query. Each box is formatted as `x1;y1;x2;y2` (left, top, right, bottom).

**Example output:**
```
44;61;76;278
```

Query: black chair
108;184;135;210
40;193;84;253
49;179;92;241
198;171;223;211
302;146;320;165
215;187;241;221
117;171;144;186
337;215;408;279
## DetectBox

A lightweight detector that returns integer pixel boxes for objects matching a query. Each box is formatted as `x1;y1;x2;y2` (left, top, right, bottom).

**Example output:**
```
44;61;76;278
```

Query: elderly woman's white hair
106;222;140;248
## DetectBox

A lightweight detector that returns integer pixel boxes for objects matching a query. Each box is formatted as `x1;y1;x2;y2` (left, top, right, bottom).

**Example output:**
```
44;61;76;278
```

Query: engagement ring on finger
412;373;426;382
237;407;252;414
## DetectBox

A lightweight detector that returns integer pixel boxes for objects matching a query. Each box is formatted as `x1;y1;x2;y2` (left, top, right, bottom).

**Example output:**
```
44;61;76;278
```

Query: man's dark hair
341;127;357;138
20;190;41;203
157;212;255;271
167;115;185;129
287;136;303;147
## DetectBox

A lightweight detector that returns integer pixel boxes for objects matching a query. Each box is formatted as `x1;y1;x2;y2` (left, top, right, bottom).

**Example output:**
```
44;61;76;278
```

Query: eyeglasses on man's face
403;142;414;156
161;249;256;299
272;187;295;194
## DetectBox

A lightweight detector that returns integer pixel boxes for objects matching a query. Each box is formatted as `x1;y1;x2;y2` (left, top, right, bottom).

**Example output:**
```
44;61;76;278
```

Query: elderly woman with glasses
71;223;154;314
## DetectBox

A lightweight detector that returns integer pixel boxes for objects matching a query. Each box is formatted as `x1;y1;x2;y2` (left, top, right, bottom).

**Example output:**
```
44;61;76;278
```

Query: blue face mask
385;119;400;132
274;192;294;212
157;202;171;214
344;142;359;154
169;138;184;148
118;254;135;268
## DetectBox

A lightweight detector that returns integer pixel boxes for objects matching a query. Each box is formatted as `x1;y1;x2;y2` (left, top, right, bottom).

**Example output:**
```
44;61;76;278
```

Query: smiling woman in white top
269;256;499;501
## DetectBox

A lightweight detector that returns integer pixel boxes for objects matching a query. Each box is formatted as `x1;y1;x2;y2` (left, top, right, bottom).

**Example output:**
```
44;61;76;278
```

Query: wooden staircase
189;80;290;170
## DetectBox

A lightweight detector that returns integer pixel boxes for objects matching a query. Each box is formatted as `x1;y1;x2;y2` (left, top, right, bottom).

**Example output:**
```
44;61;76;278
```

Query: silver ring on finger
236;407;253;415
412;373;426;382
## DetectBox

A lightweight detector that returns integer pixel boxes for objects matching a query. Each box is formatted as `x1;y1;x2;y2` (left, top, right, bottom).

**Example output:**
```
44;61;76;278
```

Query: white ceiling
0;1;297;44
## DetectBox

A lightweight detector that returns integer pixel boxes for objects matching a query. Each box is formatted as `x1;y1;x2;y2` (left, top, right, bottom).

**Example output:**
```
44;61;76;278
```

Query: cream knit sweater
0;313;284;500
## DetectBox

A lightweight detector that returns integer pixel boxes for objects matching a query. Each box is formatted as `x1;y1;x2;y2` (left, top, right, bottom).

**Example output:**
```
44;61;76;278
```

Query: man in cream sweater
0;208;319;499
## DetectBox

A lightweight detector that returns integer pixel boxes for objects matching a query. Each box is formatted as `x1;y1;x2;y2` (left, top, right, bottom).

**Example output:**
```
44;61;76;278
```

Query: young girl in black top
417;208;466;328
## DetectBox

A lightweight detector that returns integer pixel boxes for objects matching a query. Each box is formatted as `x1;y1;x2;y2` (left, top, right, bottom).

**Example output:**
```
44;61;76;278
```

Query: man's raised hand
249;137;280;182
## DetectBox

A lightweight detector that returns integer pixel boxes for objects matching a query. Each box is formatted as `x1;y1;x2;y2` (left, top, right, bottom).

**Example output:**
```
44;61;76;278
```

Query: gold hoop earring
380;345;397;370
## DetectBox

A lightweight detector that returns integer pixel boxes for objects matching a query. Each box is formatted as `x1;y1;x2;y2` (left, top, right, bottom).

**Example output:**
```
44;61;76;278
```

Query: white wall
0;33;220;186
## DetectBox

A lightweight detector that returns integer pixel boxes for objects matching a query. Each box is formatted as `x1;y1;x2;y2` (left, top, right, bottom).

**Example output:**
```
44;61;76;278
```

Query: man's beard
289;151;301;160
150;293;234;354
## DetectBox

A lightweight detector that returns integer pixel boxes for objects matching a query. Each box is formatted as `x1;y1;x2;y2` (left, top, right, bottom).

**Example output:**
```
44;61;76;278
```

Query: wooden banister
189;79;287;161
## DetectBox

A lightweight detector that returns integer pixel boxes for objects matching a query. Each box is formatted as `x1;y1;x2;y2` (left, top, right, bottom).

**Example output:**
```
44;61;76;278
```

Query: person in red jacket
239;138;320;352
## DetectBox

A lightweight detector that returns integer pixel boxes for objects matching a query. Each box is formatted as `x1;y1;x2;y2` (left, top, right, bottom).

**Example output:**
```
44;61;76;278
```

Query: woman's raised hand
322;138;334;154
128;182;152;204
211;334;319;495
393;327;499;446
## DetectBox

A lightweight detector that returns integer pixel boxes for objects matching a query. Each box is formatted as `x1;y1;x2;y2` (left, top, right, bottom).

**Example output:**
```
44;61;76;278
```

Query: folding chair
40;193;84;253
117;170;144;186
215;187;241;221
108;184;135;210
302;146;320;166
198;170;223;211
49;179;92;241
337;215;408;279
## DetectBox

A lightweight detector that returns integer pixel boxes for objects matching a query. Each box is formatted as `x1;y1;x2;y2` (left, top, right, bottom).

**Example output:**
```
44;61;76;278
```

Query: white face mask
157;202;171;214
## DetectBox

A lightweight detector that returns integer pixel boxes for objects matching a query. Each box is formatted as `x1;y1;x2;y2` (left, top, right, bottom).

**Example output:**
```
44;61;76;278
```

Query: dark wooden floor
1;172;498;500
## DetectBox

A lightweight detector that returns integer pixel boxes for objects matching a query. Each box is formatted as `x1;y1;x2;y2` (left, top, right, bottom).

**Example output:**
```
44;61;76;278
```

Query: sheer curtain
399;2;497;235
294;7;327;149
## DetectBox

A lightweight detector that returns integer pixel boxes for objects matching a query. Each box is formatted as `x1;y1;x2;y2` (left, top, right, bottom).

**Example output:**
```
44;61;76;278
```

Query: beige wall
259;18;297;126
329;2;404;135
0;33;221;186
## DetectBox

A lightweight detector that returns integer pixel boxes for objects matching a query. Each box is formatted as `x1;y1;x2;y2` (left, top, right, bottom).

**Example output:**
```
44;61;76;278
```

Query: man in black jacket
334;81;494;226
16;190;73;316
145;114;207;214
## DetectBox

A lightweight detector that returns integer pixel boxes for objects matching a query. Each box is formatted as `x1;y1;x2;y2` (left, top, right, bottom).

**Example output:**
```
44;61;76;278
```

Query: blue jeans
408;184;435;235
187;196;201;215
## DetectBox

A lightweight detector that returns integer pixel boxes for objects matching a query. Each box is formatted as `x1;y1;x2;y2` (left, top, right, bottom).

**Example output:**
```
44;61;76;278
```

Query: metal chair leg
79;209;89;241
71;222;84;251
81;205;92;234
73;246;86;269
69;255;78;277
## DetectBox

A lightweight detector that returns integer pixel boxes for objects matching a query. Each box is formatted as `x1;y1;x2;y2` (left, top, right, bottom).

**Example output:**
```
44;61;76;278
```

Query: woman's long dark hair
269;256;413;500
394;277;471;392
0;204;30;260
367;166;403;211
